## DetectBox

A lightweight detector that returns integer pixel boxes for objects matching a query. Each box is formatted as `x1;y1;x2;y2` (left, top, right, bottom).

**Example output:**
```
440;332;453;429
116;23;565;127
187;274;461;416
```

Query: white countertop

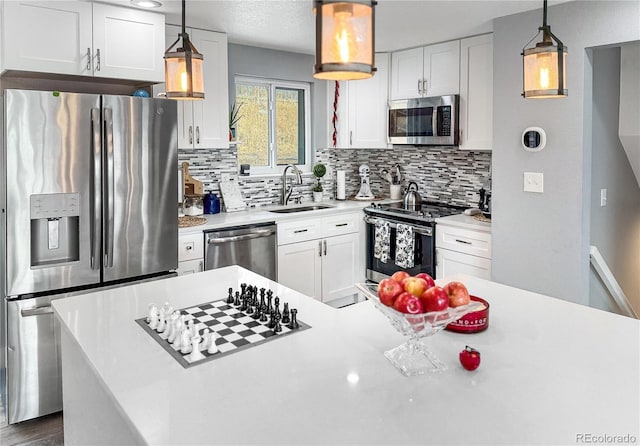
435;213;492;232
179;199;373;234
53;267;639;445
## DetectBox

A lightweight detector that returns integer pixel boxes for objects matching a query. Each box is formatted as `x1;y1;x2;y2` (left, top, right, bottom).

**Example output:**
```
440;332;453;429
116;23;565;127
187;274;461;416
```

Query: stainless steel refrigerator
0;89;178;424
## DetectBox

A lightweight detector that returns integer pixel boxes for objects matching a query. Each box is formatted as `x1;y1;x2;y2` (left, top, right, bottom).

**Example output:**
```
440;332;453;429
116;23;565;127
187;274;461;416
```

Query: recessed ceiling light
131;0;162;8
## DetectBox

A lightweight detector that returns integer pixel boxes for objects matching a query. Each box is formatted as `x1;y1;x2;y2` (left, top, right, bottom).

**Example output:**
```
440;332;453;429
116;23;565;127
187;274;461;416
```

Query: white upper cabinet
2;1;164;82
329;53;390;149
164;25;229;150
390;40;460;100
459;34;493;151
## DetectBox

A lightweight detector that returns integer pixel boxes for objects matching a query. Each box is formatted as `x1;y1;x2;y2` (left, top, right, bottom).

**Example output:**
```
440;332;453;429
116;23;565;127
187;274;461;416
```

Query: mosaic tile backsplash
179;145;491;210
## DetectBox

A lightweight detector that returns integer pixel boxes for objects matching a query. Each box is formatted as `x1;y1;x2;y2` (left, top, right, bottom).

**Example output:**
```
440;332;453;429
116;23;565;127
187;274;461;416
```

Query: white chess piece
166;311;179;343
187;320;198;338
200;329;211;349
180;327;192;354
188;335;205;362
147;304;159;329
170;315;184;344
207;332;219;354
156;308;167;333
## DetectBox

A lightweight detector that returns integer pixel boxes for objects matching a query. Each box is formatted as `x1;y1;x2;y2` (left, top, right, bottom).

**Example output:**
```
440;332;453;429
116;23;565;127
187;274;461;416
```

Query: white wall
619;42;640;187
589;46;640;315
492;1;640;304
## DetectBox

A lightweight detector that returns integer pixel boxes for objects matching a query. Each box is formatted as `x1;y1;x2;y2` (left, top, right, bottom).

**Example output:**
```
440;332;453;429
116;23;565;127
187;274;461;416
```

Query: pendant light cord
181;0;186;35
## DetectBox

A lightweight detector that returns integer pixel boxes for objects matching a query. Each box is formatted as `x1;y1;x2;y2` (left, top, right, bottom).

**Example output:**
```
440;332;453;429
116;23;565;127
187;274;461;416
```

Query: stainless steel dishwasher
204;223;277;280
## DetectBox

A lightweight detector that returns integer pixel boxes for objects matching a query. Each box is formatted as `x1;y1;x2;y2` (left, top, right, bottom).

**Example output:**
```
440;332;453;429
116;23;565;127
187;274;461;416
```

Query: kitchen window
235;76;311;174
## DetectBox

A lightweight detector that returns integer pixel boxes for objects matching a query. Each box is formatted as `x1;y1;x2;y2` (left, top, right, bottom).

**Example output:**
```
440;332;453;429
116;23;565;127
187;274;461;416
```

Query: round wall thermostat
522;127;546;152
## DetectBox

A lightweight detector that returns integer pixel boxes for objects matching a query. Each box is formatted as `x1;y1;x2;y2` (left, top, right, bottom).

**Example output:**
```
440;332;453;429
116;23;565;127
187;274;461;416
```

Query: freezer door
4;90;102;296
6;296;62;424
101;96;178;282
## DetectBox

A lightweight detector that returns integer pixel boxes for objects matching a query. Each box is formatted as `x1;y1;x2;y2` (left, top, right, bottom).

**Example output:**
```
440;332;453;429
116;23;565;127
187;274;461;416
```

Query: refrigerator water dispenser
30;193;80;267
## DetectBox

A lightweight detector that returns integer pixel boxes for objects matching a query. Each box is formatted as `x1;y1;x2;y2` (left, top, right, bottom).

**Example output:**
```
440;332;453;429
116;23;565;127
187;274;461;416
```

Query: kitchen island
52;267;640;445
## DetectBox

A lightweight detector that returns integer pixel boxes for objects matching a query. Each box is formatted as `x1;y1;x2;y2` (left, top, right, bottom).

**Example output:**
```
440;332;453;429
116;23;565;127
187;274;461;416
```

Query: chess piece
188;335;205;361
268;311;276;329
156;308;167;333
227;288;234;304
188;319;198;338
180;327;192;353
147;304;159;329
274;297;280;316
267;295;273;314
234;291;241;306
200;328;211;349
253;305;262;320
288;309;299;329
260;308;268;323
282;303;290;324
207;332;219;354
273;313;282;333
166;311;180;342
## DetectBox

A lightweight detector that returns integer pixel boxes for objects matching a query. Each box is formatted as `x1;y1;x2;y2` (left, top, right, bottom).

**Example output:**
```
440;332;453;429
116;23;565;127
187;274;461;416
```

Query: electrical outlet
600;188;607;206
523;172;544;193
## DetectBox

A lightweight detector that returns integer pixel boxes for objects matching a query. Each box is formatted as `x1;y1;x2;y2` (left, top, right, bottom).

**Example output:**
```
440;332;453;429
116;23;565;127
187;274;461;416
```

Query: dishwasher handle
207;228;276;244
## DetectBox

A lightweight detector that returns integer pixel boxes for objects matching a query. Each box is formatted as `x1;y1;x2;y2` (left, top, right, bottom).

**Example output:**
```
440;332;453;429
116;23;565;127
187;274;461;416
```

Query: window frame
234;76;312;175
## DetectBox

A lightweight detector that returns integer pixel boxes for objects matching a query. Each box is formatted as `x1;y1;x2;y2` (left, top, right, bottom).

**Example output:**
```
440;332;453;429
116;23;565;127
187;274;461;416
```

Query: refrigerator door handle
91;108;102;270
104;108;115;268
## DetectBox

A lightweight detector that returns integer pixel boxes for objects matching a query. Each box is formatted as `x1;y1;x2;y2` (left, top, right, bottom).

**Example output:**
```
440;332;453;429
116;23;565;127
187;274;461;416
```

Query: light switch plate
524;172;544;193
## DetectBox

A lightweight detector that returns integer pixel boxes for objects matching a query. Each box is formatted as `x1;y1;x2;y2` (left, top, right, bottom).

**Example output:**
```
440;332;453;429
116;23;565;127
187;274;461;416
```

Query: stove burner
366;201;465;222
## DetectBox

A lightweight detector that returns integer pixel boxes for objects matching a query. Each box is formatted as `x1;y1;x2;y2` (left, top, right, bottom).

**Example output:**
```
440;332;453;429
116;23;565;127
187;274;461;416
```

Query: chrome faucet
282;164;303;205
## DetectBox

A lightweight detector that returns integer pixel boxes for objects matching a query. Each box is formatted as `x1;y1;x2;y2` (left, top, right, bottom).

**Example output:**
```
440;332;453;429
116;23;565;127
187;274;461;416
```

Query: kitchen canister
336;170;346;200
204;192;220;214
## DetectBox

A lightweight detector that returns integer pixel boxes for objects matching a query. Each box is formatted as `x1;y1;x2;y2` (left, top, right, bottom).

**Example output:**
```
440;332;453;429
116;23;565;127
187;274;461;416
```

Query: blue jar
204;192;220;214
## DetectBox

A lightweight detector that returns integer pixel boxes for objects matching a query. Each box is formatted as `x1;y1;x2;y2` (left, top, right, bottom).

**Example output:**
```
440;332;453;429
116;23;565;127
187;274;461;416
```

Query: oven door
364;215;435;282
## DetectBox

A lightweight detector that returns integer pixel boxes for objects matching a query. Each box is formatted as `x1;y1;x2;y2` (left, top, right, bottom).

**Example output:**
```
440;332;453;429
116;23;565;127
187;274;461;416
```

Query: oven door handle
364;215;433;236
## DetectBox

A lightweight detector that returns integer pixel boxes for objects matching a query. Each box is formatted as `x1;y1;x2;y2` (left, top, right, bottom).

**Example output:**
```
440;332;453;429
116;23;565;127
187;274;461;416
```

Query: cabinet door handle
189;126;193;144
186;245;193;250
417;79;422;95
323;240;327;256
199;261;203;272
460;129;463;144
196;126;200;144
318;241;322;257
293;229;308;234
349;131;353;146
86;48;92;71
455;239;472;245
96;49;101;71
422;79;428;95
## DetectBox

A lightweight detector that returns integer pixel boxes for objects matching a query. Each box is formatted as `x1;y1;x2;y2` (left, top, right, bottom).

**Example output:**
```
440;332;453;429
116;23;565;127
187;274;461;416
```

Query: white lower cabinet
177;232;204;275
435;222;492;280
277;213;361;303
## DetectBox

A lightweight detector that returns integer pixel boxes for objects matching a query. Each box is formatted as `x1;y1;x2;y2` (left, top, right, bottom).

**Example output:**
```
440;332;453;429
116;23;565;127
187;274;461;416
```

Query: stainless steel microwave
388;95;459;146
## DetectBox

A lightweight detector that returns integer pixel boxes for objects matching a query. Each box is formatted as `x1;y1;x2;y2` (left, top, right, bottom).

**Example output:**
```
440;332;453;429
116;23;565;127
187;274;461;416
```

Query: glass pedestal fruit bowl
356;283;483;376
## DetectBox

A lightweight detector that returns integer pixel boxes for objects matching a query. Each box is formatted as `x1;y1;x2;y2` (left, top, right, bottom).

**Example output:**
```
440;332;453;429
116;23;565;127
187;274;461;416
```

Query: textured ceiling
106;0;574;54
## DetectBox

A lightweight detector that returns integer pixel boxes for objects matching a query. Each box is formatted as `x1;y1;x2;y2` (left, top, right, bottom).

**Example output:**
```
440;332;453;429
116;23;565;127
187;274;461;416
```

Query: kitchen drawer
178;233;204;262
322;212;360;237
277;219;323;245
436;224;492;259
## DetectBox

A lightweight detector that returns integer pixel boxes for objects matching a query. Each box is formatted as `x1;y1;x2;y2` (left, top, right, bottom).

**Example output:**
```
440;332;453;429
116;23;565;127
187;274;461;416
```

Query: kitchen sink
268;204;335;213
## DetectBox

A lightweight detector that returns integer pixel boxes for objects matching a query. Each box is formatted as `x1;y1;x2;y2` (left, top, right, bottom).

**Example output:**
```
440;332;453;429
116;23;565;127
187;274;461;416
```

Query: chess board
137;298;310;369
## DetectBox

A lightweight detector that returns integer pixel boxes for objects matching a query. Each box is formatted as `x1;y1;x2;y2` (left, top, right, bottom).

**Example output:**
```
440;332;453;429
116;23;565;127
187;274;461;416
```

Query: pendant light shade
522;0;567;98
164;0;204;100
313;0;377;80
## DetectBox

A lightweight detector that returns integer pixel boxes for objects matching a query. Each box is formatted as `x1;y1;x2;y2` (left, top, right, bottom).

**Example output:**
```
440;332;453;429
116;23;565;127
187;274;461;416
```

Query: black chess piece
260;287;266;299
274;297;280;316
288;309;299;329
259;294;265;311
253;305;262;319
246;299;254;314
227;288;234;304
273;313;282;333
282;303;290;324
260;308;268;322
234;291;241;306
267;295;273;313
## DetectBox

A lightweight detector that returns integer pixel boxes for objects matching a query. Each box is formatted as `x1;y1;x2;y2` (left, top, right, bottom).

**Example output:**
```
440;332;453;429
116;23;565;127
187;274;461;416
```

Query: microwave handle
433;106;439;136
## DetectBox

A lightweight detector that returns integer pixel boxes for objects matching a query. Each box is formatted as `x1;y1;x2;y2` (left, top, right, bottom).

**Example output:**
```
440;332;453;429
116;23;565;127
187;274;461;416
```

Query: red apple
459;346;481;371
401;277;429;297
390;271;410;283
444;281;471;307
420;286;449;312
415;272;435;289
393;292;425;314
377;278;403;307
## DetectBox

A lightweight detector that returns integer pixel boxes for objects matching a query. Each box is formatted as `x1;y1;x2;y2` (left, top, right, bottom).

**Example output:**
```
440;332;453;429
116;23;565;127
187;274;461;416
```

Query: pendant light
164;0;204;99
313;0;377;80
522;0;567;98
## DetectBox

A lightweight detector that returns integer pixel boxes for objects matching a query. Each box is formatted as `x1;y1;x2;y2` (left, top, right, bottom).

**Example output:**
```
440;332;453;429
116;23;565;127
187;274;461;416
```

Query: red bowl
445;296;489;333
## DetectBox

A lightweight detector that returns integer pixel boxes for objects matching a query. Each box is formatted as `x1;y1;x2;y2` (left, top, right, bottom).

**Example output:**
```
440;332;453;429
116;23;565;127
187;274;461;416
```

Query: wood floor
0;393;64;446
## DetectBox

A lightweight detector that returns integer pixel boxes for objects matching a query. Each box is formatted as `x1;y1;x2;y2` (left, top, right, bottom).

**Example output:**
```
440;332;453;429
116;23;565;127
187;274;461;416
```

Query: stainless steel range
363;202;465;282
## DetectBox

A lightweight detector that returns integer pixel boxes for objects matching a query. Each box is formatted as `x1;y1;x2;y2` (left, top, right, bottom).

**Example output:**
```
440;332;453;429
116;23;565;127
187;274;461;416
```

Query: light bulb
332;5;357;63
